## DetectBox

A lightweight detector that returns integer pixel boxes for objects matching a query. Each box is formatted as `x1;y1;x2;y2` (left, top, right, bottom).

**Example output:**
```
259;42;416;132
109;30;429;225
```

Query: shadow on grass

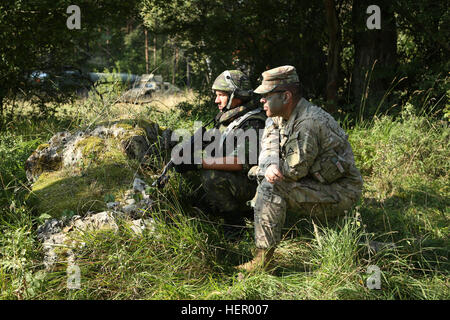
359;183;449;275
360;186;448;242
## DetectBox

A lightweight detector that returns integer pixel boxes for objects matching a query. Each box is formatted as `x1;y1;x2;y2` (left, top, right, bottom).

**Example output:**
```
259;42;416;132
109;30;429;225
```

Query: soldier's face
260;91;285;117
215;91;229;111
215;91;241;111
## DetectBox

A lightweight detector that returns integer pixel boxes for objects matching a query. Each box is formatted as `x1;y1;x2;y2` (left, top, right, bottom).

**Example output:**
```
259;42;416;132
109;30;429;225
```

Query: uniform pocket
311;153;351;184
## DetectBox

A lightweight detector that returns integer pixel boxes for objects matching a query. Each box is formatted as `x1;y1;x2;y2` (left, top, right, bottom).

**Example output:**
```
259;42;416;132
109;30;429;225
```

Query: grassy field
0;89;448;300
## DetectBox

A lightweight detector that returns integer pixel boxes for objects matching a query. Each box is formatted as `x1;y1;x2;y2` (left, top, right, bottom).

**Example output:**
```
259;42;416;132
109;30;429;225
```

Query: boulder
26;118;170;270
37;177;156;270
26;119;171;218
26;119;173;183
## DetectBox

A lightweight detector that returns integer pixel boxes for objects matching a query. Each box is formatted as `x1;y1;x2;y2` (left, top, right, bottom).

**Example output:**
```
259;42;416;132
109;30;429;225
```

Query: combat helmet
212;70;253;101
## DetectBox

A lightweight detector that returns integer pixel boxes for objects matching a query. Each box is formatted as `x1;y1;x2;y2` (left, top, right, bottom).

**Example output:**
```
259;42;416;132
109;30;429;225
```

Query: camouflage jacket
259;98;362;184
206;101;266;173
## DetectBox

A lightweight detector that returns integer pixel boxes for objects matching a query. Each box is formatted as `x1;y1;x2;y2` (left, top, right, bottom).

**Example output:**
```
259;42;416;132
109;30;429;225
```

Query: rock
129;218;155;235
37;218;64;241
72;211;119;232
25;144;63;183
121;134;149;161
133;178;148;192
39;212;119;270
29;120;169;269
139;198;153;209
42;232;70;269
38;209;156;270
89;125;109;138
126;198;136;205
123;204;137;214
26;120;170;183
107;202;120;209
109;125;126;137
27;119;172;218
124;190;135;199
60;131;86;167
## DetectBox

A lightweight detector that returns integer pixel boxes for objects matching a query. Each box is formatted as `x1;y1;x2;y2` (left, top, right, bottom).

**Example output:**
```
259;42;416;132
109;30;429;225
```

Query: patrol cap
254;65;299;94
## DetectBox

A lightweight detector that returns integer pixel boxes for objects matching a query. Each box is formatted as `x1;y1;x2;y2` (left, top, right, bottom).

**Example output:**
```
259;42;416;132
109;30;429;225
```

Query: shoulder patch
286;146;295;156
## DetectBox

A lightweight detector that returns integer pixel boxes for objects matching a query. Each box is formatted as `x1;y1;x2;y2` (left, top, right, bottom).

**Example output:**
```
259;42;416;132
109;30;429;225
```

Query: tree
351;0;397;116
392;1;449;116
141;0;329;96
323;0;342;114
0;0;139;129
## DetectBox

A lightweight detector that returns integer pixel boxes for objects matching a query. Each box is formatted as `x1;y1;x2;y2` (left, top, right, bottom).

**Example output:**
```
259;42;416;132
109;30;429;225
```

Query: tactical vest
214;104;266;157
219;108;265;145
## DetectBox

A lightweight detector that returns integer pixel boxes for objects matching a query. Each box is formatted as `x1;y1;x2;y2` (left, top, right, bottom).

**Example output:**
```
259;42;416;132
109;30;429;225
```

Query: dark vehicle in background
27;69;179;101
28;68;92;97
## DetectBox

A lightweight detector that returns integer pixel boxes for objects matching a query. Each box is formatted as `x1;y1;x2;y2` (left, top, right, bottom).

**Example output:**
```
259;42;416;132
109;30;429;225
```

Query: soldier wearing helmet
211;70;253;112
174;70;267;236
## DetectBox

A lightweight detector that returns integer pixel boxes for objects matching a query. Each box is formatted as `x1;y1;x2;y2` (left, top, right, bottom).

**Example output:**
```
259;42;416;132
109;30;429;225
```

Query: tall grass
0;89;449;300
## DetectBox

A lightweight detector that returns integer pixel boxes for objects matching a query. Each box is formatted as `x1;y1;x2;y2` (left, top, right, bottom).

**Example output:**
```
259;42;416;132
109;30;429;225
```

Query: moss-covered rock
25;143;63;182
27;119;171;218
31;163;135;218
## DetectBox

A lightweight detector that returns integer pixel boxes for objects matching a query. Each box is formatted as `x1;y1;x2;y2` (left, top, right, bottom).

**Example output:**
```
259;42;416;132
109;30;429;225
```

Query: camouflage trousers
186;170;257;219
251;177;362;249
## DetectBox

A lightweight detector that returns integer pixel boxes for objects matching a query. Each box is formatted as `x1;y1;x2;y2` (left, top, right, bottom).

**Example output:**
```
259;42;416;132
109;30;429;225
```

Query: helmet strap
224;89;236;112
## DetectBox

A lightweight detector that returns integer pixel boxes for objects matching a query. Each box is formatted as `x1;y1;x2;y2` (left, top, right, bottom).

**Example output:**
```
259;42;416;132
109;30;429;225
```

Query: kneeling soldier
237;66;363;272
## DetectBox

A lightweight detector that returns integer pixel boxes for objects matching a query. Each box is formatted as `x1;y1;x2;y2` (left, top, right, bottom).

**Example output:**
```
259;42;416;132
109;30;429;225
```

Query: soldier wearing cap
174;70;267;232
236;65;363;272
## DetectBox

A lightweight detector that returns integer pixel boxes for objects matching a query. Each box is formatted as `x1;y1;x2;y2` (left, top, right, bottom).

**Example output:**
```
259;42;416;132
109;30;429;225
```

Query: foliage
1;95;449;300
1;0;449;300
1;1;447;125
141;0;328;95
0;0;139;128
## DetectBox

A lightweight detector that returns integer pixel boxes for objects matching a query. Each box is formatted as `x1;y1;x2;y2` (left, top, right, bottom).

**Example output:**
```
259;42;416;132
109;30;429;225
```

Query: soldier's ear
282;90;292;104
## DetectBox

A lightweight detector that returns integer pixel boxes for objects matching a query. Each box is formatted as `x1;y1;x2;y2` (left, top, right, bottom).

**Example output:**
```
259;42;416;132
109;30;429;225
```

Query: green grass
0;94;449;300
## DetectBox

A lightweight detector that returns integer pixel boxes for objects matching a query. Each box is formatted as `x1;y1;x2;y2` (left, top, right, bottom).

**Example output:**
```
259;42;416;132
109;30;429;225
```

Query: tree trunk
172;46;178;85
153;34;157;68
144;28;149;74
0;95;4;131
352;0;397;117
186;56;191;88
127;20;133;34
161;35;164;61
324;0;341;114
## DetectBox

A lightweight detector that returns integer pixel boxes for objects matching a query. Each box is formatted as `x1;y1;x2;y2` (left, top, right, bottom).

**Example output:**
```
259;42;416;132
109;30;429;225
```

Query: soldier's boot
235;247;276;272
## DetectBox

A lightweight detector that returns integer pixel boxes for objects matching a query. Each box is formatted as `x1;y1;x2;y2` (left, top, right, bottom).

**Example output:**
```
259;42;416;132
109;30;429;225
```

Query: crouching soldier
237;65;363;272
173;70;266;232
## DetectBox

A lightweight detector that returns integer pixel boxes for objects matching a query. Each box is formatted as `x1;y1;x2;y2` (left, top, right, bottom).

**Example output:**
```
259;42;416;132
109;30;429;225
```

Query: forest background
0;0;448;300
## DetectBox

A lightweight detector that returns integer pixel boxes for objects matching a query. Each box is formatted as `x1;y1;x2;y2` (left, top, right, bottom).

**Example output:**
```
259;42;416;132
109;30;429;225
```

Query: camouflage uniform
189;70;267;219
251;66;363;249
199;100;266;216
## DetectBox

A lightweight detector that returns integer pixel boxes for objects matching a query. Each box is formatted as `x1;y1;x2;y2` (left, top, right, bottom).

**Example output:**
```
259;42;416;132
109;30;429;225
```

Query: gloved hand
174;163;202;173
